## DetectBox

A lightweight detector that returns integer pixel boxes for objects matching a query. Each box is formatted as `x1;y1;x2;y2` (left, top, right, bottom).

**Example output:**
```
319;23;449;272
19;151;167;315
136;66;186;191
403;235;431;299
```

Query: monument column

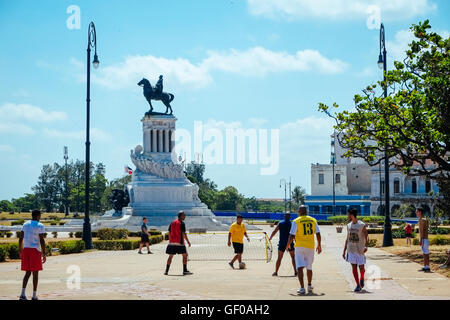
152;129;157;152
143;128;148;154
164;130;169;153
158;129;163;152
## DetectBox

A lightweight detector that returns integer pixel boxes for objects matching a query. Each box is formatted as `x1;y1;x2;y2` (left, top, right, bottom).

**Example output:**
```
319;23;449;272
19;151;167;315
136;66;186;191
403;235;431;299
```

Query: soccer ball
239;262;246;269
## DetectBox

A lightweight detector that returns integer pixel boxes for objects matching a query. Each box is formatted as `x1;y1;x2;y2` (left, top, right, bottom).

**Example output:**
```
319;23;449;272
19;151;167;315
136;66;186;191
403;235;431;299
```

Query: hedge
97;228;128;240
317;220;333;225
0;243;20;259
76;229;163;239
58;240;85;254
429;227;449;235
413;236;450;245
93;235;163;250
327;216;348;224
11;219;25;226
0;246;7;262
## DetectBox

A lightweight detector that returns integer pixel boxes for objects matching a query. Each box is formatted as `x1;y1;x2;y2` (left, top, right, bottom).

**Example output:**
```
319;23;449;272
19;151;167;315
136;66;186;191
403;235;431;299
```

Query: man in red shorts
19;209;47;300
165;211;192;275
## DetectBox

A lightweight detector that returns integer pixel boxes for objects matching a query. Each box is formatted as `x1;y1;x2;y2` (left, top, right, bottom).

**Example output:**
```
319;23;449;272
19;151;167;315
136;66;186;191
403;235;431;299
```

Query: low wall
213;212;330;221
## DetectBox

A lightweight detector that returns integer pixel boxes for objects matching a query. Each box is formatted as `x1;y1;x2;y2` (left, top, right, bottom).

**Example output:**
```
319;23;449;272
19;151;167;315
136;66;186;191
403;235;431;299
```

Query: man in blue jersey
269;212;296;276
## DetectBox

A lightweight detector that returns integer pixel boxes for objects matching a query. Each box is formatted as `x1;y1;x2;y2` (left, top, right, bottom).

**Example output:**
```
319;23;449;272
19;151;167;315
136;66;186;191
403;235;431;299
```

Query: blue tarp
213;212;330;221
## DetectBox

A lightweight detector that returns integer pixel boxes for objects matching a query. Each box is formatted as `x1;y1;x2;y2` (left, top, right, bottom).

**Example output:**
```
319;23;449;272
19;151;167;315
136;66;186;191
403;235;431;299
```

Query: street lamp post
83;21;100;250
378;23;393;247
280;179;287;213
289;177;292;213
331;133;336;216
64;146;69;217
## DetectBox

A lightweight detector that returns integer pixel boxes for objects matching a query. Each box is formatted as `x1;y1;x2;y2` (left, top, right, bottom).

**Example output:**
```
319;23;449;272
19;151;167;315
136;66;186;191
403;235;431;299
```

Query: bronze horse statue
138;76;174;115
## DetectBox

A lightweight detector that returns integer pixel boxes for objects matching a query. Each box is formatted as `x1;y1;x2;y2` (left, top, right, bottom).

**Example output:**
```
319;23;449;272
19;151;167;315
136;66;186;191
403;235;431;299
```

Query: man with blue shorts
269;212;296;276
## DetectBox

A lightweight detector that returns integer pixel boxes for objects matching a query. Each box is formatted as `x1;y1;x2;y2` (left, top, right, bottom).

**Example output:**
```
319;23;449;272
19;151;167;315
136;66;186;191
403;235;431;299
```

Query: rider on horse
154;75;163;98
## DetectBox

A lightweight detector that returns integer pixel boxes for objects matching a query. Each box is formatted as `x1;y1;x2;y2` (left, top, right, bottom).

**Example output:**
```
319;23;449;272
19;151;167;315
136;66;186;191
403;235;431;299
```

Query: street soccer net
187;231;273;263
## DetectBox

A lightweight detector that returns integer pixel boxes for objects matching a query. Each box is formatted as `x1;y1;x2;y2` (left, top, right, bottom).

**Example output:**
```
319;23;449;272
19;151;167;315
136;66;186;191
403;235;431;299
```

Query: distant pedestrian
165;211;192;275
18;209;47;300
416;207;430;272
138;217;153;254
342;208;369;292
228;214;250;269
269;212;296;276
286;205;322;295
404;223;413;246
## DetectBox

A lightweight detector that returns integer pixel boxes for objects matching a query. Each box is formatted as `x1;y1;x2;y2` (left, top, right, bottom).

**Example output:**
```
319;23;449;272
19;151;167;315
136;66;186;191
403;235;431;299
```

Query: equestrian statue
138;75;175;115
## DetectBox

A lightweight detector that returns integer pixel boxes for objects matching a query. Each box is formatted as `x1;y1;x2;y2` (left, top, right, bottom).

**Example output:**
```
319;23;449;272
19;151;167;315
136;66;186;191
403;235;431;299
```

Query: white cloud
43;128;111;141
0;103;67;122
0;144;14;153
247;0;436;20
0;123;35;135
92;47;347;90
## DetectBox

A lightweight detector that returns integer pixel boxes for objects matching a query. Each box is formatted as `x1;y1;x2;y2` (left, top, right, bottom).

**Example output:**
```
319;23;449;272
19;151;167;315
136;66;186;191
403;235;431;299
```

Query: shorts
232;242;244;254
294;247;315;270
166;244;187;255
421;239;429;255
405;233;413;238
141;234;149;243
346;252;366;265
21;248;43;272
278;241;295;252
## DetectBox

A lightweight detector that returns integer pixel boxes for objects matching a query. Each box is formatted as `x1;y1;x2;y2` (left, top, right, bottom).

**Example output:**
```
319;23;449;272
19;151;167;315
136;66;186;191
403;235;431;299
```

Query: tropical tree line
185;162;306;212
0;160;131;215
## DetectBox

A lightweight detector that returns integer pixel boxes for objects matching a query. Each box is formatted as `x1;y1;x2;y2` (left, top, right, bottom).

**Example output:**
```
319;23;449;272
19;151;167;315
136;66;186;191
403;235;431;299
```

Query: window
319;173;324;185
425;179;431;193
335;173;341;184
412;179;417;194
394;179;400;194
381;180;385;195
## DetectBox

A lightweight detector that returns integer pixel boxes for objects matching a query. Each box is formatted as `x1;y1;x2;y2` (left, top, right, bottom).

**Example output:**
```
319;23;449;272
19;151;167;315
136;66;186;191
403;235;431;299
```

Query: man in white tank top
342;208;368;292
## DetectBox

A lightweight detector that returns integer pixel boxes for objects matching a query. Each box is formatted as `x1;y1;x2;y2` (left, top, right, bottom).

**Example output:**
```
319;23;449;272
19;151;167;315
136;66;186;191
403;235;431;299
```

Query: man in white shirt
19;209;47;300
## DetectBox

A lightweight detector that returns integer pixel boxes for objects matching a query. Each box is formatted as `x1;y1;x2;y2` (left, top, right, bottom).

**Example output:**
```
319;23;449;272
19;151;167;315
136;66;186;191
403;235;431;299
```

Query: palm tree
292;186;306;205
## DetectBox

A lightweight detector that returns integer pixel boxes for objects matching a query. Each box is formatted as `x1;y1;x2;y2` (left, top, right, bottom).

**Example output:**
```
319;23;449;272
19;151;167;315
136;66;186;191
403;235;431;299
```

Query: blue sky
0;0;449;200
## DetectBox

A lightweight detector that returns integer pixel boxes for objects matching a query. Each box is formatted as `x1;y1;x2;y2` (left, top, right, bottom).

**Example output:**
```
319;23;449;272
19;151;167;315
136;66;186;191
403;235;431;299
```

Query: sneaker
19;295;27;300
354;285;362;292
422;266;431;272
307;285;314;293
164;271;168;275
183;270;193;275
31;297;39;300
272;272;278;277
147;251;153;254
297;288;306;295
360;279;365;288
138;251;142;254
228;262;234;269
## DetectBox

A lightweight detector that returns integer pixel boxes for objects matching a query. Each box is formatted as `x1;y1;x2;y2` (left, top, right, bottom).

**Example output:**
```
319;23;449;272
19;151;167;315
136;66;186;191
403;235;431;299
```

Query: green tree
32;163;63;212
291;186;306;205
0;200;14;212
11;194;40;212
214;186;244;211
319;20;449;210
185;162;205;184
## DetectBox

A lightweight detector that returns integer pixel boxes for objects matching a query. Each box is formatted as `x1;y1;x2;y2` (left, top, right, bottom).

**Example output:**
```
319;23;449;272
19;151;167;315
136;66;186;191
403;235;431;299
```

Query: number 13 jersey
290;215;320;250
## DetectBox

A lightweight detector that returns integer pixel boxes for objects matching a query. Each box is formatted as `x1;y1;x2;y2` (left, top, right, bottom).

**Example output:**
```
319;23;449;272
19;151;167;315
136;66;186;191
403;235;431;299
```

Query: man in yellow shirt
227;214;250;269
286;205;321;295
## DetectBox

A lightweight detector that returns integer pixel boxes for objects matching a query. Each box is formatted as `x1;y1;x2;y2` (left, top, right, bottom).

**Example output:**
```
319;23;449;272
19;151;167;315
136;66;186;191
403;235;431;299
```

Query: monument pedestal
126;114;227;230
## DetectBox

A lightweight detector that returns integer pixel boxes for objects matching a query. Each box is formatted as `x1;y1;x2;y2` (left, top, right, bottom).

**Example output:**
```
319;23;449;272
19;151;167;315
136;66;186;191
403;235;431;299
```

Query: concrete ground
0;225;448;300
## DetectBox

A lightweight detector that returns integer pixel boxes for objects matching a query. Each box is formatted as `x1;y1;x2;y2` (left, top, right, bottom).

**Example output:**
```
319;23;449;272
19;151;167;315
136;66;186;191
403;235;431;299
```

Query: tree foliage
319;20;449;210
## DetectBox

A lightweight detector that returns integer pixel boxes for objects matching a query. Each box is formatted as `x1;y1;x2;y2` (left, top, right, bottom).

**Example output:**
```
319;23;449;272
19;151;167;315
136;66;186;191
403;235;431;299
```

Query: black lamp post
64;146;69;217
331;133;336;216
83;21;99;250
378;23;393;247
280;179;287;213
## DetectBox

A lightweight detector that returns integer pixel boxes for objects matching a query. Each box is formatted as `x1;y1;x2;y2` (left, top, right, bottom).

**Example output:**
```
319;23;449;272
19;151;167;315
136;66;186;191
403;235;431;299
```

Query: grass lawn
368;233;450;278
0;212;84;220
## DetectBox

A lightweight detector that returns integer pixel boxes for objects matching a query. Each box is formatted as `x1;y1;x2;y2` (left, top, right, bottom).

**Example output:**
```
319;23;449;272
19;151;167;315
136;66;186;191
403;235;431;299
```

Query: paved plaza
0;226;448;300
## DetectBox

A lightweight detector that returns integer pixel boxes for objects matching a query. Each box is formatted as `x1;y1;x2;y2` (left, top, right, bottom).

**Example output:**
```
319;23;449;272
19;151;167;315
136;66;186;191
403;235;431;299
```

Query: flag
124;166;133;175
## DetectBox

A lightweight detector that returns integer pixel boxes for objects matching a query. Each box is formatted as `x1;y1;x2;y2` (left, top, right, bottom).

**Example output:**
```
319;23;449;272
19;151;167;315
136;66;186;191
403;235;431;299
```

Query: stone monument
124;76;227;230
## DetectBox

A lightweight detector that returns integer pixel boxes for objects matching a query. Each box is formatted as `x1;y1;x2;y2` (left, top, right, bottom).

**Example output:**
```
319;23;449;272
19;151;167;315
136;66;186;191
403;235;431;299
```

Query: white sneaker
297;288;306;295
307;285;314;293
